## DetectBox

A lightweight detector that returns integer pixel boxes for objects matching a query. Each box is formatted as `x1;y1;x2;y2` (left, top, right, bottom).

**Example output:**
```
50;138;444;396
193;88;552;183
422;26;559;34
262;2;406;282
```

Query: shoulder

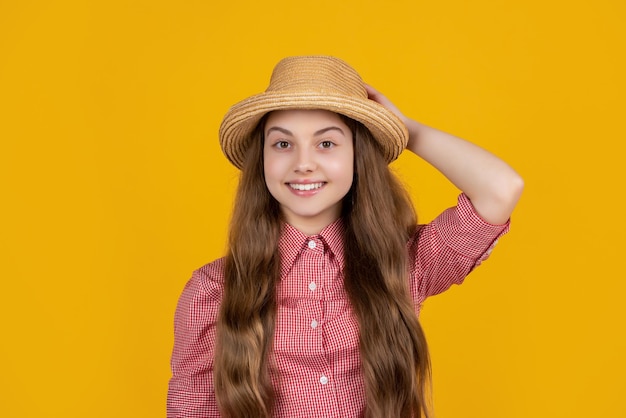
409;193;510;258
406;194;511;303
196;257;226;285
183;257;226;301
174;257;226;327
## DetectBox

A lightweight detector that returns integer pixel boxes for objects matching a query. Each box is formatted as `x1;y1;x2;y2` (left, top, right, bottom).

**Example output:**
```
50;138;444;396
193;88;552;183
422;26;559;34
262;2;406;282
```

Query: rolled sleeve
409;194;510;305
167;261;224;418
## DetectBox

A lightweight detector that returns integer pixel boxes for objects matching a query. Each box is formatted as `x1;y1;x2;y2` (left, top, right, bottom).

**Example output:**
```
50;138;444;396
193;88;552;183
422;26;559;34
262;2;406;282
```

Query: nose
294;147;316;173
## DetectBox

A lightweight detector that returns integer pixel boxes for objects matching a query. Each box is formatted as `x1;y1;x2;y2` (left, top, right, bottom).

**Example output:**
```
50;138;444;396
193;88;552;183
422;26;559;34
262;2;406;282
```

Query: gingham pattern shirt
167;194;510;417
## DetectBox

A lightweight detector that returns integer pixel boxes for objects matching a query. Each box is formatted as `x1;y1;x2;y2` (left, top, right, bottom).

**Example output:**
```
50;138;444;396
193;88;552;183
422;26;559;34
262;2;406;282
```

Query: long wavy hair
214;114;431;418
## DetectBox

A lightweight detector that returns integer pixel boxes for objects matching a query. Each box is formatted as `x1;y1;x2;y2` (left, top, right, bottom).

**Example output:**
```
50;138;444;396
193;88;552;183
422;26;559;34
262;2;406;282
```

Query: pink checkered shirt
167;194;510;417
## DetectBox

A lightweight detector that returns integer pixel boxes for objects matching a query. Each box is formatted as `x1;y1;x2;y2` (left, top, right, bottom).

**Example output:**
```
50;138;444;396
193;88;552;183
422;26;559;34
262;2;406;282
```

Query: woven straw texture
219;56;408;169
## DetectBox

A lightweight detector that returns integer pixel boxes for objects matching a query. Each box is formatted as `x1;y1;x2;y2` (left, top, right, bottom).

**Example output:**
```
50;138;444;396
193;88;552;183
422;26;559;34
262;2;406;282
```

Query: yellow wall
1;1;624;417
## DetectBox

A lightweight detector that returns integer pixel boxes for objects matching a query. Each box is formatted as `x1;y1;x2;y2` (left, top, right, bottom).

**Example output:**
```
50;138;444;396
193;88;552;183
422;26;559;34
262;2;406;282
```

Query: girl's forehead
263;110;353;137
265;109;345;125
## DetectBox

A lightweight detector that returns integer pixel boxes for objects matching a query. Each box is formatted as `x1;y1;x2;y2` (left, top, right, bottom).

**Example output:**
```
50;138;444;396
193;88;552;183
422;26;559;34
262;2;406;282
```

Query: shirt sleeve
167;262;223;418
408;193;510;306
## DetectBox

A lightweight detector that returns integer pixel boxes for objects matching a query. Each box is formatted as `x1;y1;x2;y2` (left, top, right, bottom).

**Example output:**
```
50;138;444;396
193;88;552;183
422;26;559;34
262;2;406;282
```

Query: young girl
167;56;523;418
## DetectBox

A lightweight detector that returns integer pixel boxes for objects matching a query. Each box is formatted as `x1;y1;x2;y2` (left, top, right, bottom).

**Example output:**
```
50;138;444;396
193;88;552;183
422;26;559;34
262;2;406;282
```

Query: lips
288;182;325;191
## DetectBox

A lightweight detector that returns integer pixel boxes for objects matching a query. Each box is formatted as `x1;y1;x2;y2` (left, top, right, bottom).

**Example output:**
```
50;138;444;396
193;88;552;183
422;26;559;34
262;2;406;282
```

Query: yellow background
1;0;624;417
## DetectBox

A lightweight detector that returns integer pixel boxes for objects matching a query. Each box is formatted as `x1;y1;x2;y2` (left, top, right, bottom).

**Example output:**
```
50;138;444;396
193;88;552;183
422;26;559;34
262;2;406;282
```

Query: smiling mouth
288;182;325;191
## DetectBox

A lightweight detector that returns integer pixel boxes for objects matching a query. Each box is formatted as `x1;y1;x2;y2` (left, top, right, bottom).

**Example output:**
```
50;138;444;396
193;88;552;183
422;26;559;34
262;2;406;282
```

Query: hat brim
219;92;408;170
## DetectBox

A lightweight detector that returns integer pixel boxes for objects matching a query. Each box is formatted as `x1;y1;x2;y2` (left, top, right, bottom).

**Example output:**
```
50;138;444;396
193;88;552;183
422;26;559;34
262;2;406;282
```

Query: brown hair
214;116;431;418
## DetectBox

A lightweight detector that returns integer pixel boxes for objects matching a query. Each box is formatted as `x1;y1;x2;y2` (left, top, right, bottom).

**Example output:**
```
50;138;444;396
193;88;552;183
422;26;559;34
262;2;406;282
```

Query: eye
274;140;290;149
319;140;335;149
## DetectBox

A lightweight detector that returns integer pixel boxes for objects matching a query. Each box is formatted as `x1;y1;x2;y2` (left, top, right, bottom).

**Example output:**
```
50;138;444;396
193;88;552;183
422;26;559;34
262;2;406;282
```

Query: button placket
305;238;323;294
302;237;327;389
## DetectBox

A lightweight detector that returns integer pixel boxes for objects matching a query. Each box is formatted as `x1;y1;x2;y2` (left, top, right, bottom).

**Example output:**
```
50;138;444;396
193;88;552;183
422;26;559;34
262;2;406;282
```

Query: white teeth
289;182;324;191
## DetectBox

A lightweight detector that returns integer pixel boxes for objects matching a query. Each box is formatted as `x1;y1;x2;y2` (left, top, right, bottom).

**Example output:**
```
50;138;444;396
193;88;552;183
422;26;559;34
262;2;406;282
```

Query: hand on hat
365;84;418;152
365;84;523;225
365;84;409;126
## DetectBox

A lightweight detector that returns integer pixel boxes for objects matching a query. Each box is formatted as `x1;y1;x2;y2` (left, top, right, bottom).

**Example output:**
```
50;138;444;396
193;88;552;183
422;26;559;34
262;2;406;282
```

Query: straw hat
219;55;408;169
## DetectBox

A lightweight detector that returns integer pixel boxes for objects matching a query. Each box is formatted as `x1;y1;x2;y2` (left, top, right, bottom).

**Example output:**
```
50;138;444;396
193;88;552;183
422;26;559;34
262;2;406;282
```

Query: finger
364;84;380;100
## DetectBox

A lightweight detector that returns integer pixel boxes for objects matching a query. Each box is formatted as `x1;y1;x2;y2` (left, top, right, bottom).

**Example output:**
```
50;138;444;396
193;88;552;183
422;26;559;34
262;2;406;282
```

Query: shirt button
311;319;318;329
308;282;317;291
308;240;316;249
320;375;328;385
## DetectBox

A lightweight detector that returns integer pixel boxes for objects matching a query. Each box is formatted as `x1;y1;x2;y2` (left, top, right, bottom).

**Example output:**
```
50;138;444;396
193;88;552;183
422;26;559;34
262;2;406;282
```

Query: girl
167;56;523;418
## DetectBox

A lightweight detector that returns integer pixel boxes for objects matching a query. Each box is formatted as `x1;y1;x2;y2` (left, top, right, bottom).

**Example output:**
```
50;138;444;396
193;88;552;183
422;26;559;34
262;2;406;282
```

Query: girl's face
263;109;354;235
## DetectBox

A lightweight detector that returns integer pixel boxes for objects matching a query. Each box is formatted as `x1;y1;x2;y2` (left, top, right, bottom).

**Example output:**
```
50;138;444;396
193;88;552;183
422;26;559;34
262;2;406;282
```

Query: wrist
404;119;424;153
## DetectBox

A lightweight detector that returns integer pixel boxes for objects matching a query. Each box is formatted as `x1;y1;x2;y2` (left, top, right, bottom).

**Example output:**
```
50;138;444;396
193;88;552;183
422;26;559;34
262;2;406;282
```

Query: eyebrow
265;126;346;137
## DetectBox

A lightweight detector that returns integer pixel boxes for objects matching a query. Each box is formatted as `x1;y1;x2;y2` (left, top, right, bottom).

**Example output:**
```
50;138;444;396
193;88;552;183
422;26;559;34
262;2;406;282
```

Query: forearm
405;119;524;225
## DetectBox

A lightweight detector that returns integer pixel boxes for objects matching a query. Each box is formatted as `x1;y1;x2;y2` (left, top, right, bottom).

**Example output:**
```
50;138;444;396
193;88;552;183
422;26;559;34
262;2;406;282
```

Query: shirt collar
278;218;345;277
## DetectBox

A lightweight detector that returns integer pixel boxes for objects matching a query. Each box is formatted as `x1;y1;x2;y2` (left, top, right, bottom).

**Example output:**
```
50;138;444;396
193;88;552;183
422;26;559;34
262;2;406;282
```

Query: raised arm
366;85;524;225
